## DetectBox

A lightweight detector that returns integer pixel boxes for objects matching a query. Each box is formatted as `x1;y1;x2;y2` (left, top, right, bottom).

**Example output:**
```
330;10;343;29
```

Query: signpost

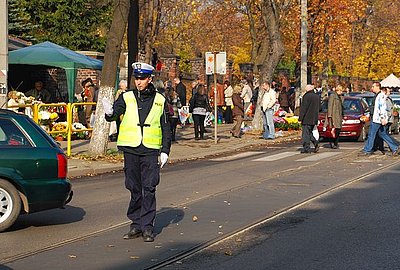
205;51;226;144
0;0;8;108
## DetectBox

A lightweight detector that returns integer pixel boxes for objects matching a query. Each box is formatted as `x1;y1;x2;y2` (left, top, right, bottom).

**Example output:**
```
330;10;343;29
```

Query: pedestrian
323;84;343;149
25;80;52;103
224;80;233;124
278;86;290;113
288;86;296;113
80;78;96;127
250;79;259;116
102;62;171;242
209;79;226;123
174;76;187;106
384;87;395;134
115;79;128;100
191;78;202;97
299;84;320;153
168;89;182;141
153;79;166;95
231;85;244;138
369;82;385;154
360;82;399;156
240;79;253;120
151;48;158;68
109;79;128;141
189;84;211;140
7;91;20;112
261;81;276;140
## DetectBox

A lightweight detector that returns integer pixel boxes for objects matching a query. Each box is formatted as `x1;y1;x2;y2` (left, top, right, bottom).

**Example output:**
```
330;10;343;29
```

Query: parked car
355;92;375;108
317;96;370;141
0;109;72;232
389;94;400;134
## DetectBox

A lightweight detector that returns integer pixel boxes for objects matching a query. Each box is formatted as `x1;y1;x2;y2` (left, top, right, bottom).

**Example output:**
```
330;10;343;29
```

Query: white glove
160;152;169;168
102;97;113;116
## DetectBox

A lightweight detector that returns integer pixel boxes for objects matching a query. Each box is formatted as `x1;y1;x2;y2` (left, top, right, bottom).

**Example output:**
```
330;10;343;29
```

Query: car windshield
343;99;361;113
360;96;374;107
321;98;363;113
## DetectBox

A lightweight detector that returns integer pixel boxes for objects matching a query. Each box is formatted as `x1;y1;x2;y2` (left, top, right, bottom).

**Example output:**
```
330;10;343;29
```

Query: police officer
102;62;171;242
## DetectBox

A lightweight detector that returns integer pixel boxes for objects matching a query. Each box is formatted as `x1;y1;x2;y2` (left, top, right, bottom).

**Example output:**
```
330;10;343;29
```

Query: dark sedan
317;96;370;141
0;109;72;232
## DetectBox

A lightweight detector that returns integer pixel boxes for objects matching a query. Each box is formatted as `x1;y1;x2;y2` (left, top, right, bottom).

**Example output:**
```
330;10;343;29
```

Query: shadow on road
7;205;86;232
154;207;185;235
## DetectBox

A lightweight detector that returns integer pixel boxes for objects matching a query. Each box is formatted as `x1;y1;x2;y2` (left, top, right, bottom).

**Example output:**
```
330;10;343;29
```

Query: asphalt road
1;138;400;269
171;164;400;270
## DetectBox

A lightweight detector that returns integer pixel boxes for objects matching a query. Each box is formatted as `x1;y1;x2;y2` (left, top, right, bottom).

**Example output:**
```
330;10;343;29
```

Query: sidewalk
60;123;301;178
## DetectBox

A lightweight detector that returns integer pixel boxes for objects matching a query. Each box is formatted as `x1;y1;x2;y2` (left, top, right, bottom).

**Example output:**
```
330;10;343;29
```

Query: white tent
380;73;400;88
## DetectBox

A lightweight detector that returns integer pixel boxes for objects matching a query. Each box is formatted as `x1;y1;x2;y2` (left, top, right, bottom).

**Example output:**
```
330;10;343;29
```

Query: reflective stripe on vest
117;91;165;149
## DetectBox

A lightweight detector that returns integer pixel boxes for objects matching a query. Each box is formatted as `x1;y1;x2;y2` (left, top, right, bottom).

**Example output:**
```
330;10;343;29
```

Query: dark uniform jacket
299;91;320;125
105;84;171;155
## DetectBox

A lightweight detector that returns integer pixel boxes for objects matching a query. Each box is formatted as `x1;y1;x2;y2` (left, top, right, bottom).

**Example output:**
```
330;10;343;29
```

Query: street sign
205;52;226;75
0;83;5;95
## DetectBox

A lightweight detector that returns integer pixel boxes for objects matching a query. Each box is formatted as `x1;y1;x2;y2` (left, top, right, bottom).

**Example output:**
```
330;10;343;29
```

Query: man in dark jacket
299;84;320;153
103;62;171;242
174;76;187;106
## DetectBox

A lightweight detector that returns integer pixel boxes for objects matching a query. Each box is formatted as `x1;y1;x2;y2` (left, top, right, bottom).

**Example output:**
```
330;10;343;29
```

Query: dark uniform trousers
124;152;160;231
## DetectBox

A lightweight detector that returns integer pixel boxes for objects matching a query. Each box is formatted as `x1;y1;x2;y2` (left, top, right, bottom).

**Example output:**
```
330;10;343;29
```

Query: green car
0;109;72;232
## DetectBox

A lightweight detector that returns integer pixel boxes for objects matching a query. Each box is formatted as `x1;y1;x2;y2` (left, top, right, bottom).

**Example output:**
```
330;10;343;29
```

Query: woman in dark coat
189;84;211;140
231;85;244;138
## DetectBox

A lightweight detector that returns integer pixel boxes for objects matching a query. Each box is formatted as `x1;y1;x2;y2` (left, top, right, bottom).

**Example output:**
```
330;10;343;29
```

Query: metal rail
7;102;96;156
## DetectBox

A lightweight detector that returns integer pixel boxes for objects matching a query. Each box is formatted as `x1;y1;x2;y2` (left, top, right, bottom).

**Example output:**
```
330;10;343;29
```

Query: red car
317;96;370;141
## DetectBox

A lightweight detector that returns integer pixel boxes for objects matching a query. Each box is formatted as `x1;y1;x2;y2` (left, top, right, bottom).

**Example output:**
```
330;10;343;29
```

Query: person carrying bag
323;85;344;149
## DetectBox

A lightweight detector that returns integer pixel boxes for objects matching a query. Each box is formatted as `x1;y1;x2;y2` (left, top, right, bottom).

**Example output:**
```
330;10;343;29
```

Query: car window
392;98;400;106
321;100;328;112
360;99;370;112
0;118;32;147
343;99;361;113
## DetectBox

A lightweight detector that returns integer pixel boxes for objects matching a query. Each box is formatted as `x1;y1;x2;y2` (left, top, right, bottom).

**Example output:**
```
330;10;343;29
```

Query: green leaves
9;0;112;51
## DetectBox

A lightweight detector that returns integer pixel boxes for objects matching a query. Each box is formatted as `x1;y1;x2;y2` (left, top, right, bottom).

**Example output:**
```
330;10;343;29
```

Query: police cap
132;62;154;78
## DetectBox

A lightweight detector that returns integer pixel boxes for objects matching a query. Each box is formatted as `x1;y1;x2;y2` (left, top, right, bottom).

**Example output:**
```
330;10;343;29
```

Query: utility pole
128;0;139;88
300;0;308;99
0;0;8;108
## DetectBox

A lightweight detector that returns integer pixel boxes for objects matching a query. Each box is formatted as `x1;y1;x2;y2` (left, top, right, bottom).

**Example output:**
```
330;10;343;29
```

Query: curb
67;131;302;179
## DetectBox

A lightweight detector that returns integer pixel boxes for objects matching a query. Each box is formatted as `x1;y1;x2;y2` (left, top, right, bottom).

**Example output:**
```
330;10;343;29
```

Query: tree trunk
139;0;161;63
251;0;285;131
246;0;258;64
88;0;131;156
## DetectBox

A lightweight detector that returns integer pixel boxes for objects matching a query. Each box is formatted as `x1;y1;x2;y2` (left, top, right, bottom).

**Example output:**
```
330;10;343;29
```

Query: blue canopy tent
8;41;103;102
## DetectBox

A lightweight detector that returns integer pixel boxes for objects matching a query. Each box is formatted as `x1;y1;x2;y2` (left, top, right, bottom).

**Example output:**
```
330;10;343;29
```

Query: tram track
2;147;399;268
145;159;400;269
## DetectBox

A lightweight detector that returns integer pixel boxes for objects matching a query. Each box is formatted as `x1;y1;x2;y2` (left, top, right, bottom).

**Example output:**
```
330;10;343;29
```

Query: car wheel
0;179;21;232
357;126;366;142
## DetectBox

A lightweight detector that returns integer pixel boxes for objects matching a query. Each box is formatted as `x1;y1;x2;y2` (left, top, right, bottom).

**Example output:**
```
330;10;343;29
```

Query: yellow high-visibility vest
117;91;165;149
